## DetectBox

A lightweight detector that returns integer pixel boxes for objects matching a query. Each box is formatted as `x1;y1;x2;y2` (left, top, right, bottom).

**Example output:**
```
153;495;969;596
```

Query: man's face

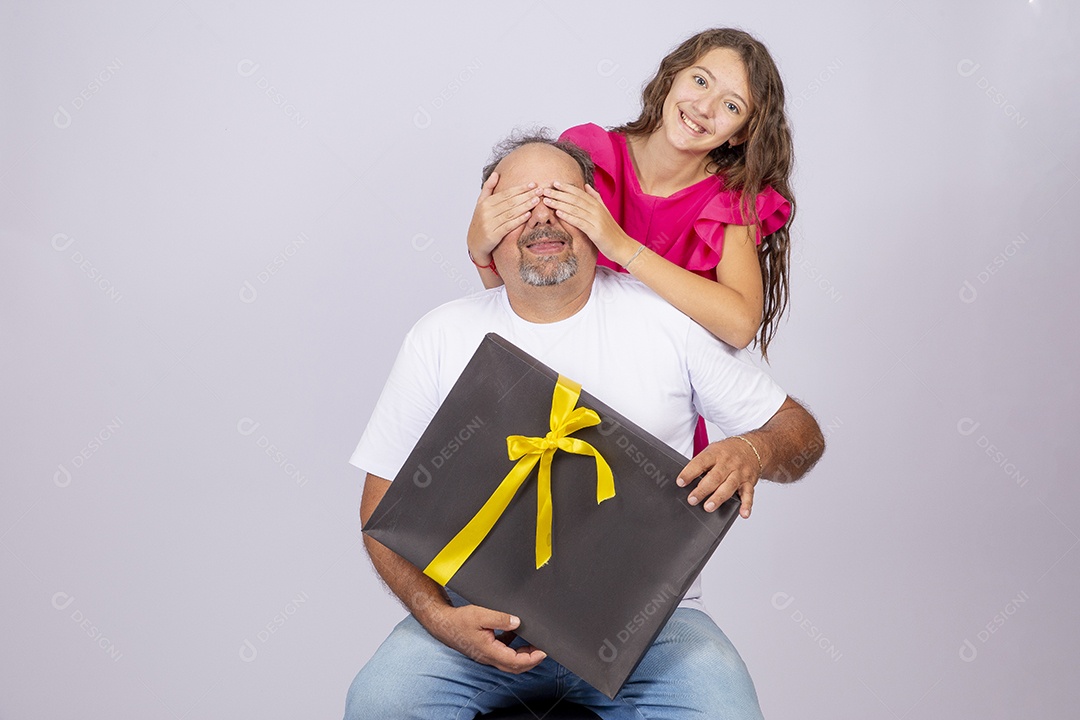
490;144;596;287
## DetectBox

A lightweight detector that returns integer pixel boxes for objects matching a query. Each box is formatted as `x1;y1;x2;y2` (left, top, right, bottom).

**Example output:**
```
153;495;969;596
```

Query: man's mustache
519;227;573;248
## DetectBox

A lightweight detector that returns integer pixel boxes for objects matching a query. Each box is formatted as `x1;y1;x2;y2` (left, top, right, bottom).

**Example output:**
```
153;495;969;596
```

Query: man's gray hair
480;129;595;187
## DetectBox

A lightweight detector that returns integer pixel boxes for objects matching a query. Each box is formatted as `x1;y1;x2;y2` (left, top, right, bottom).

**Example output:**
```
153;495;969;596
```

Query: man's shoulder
410;287;505;333
594;267;689;319
592;268;740;356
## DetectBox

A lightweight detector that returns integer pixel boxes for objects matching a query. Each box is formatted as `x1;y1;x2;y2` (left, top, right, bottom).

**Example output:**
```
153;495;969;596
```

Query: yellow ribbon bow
423;375;615;586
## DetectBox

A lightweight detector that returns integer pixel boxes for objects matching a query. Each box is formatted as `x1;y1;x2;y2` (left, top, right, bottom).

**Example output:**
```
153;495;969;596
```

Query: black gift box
363;333;740;698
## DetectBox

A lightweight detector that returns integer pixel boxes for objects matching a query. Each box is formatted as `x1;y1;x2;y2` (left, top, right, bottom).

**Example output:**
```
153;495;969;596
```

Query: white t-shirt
351;267;787;611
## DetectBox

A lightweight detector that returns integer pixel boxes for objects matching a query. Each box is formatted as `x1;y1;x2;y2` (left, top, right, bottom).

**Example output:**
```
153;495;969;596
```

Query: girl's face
659;47;753;157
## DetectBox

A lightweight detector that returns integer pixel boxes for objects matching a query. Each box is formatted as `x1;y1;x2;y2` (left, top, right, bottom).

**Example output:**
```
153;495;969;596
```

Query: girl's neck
626;132;711;197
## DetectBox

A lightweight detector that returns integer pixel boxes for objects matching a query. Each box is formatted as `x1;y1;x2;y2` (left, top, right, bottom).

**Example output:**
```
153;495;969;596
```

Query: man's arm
360;473;547;673
677;396;825;519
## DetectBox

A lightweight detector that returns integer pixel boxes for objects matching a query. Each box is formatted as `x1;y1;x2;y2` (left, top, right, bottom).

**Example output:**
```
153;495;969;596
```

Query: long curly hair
614;28;795;359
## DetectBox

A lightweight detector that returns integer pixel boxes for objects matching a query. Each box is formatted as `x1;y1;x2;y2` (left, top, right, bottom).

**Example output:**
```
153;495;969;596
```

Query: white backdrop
2;1;1078;718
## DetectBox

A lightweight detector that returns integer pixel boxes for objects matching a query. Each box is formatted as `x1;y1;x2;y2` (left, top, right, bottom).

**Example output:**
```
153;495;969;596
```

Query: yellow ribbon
424;375;615;586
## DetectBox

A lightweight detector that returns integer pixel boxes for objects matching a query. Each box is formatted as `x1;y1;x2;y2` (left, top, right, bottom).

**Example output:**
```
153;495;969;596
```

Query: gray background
2;0;1077;717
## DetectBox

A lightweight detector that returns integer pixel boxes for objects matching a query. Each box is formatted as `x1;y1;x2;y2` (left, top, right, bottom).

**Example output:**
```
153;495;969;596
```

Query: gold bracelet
733;434;762;474
623;244;646;269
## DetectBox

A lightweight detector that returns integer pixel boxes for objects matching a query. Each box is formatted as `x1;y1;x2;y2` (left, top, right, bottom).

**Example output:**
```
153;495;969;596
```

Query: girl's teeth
681;112;704;134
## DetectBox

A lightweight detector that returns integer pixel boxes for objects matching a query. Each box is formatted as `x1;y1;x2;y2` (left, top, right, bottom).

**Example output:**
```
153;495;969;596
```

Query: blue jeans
343;608;764;719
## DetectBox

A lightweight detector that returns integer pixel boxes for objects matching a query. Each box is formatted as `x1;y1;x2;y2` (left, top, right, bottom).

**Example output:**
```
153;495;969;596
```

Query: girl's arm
466;171;542;289
543;182;764;349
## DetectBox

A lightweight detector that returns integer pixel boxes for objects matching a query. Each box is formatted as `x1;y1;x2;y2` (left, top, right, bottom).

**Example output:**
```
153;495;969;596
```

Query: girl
467;28;795;449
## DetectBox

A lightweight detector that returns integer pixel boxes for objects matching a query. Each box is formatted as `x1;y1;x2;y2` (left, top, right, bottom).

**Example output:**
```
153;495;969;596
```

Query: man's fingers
513;646;547;667
688;466;738;510
677;454;710;487
738;481;754;518
689;470;756;515
477;609;520;632
473;612;546;673
489;644;546;674
433;606;548;674
701;468;743;512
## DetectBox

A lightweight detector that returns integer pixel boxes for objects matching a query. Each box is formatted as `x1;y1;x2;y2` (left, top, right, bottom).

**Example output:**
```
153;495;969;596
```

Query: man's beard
518;227;578;287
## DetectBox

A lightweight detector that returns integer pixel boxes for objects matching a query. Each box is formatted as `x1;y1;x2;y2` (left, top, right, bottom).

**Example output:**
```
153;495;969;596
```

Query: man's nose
527;194;556;226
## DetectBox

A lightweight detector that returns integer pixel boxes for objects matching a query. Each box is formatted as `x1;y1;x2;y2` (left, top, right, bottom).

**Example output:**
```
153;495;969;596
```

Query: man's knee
341;615;518;720
341;617;445;719
343;666;398;720
344;662;430;720
634;609;763;717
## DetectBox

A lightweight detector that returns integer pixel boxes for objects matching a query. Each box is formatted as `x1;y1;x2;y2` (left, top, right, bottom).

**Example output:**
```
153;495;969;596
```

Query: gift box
362;333;740;698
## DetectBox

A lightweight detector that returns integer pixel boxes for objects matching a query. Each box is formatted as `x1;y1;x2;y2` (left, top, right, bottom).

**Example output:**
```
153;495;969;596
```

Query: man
345;133;824;719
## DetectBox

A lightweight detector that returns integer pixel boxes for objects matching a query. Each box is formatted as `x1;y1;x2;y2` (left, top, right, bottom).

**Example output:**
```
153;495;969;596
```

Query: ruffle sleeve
686;185;792;271
558;123;618;197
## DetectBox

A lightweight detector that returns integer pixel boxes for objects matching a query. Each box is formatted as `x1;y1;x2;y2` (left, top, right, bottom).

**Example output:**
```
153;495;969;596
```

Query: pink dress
559;123;792;453
559;123;791;273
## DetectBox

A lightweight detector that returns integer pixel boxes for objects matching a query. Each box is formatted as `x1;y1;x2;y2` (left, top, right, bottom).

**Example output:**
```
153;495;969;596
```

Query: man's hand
467;172;541;265
363;475;546;673
540;182;639;265
677;438;761;519
422;601;547;674
677;397;825;519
